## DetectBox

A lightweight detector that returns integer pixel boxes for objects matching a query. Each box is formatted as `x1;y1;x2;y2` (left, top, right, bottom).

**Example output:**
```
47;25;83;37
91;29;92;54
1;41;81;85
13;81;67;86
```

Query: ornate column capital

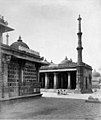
5;55;11;64
2;55;11;64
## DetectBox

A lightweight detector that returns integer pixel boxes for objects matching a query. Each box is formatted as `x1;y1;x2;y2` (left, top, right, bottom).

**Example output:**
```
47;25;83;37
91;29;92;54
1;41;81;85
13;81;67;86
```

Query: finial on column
18;35;22;42
65;56;68;60
77;14;82;33
51;60;53;63
6;33;9;45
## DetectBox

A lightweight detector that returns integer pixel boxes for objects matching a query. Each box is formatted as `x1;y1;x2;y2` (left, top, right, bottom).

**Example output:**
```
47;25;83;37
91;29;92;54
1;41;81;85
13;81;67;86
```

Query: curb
0;93;43;102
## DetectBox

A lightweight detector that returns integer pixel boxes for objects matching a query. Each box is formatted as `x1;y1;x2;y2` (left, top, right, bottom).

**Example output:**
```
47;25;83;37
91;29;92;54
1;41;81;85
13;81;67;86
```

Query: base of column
45;87;48;89
74;88;81;94
0;92;2;99
81;89;93;94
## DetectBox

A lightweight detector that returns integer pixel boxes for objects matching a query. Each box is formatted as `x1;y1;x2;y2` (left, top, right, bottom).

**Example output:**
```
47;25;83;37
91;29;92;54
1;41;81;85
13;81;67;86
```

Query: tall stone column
3;60;9;98
54;73;58;89
68;72;71;89
83;77;86;90
21;61;25;83
18;60;25;96
21;70;23;83
87;77;89;89
45;73;49;89
37;67;40;83
41;75;44;88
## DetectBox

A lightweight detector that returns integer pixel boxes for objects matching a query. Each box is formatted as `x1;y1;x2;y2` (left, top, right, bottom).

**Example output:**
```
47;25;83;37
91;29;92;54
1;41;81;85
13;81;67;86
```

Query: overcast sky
0;0;101;72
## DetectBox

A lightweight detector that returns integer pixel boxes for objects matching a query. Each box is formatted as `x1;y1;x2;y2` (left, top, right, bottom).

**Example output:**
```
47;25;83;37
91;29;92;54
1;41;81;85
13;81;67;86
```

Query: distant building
92;70;101;89
39;15;92;93
0;16;46;99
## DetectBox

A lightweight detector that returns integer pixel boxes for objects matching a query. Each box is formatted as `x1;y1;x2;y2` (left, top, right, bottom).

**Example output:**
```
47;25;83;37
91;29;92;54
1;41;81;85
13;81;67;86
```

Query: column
54;73;58;89
37;67;40;83
0;32;3;98
83;77;86;90
45;73;49;89
41;75;44;88
35;65;40;83
3;61;9;98
21;70;23;83
76;70;80;90
87;77;89;89
18;64;22;96
68;72;71;89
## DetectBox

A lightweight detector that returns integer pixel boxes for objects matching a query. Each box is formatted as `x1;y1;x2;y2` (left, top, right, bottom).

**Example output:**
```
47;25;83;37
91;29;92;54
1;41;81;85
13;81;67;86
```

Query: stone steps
40;89;75;93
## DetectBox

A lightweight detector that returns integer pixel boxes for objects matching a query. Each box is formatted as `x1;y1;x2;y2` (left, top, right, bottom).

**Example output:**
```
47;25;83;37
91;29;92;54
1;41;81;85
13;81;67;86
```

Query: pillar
41;75;44;88
83;76;86;90
35;65;40;83
21;70;23;83
87;77;89;89
18;63;22;96
68;72;71;89
3;60;9;98
18;60;25;96
37;68;40;83
54;73;58;89
76;69;81;91
45;73;49;89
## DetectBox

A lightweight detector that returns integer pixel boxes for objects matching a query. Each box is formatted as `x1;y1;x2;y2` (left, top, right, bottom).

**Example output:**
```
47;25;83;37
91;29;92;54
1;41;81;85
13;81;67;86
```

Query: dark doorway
63;72;68;89
70;71;76;89
39;73;45;88
58;73;61;88
48;73;54;88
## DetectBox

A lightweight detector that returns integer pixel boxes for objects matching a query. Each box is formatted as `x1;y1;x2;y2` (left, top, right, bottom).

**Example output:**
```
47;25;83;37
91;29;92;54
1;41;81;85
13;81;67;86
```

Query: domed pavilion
11;36;29;49
0;16;47;100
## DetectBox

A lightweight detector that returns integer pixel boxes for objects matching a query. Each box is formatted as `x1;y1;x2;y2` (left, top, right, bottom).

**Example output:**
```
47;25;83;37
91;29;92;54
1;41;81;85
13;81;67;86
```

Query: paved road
0;96;101;119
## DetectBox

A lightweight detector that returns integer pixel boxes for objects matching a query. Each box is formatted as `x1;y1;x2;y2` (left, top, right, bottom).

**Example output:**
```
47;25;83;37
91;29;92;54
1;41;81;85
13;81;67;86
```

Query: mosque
0;15;93;100
0;16;46;99
39;15;92;93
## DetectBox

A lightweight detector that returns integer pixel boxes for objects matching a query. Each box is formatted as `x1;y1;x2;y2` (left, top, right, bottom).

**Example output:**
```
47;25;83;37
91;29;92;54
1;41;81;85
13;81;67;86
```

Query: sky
0;0;101;72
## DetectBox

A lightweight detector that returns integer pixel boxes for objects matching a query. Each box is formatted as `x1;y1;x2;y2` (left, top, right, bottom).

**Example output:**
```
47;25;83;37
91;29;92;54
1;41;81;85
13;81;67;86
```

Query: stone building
39;15;92;93
92;70;101;89
0;16;46;99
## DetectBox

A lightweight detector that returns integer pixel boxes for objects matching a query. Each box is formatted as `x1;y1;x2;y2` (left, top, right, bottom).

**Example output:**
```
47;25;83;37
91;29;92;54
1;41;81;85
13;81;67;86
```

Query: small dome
59;56;72;64
92;70;101;77
10;36;29;49
59;56;68;64
49;60;55;66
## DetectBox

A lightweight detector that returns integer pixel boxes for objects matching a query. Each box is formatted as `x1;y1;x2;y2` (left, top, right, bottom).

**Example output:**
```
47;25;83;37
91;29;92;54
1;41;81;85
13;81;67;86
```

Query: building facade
0;16;46;99
39;15;92;93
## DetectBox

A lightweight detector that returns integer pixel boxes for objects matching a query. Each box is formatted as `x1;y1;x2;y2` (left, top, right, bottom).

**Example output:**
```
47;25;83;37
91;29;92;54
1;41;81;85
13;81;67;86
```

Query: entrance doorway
70;71;76;89
48;73;54;88
39;73;45;88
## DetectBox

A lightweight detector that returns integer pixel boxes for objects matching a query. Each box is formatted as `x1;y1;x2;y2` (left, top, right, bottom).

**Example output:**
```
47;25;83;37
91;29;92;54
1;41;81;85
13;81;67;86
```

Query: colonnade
43;72;72;89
